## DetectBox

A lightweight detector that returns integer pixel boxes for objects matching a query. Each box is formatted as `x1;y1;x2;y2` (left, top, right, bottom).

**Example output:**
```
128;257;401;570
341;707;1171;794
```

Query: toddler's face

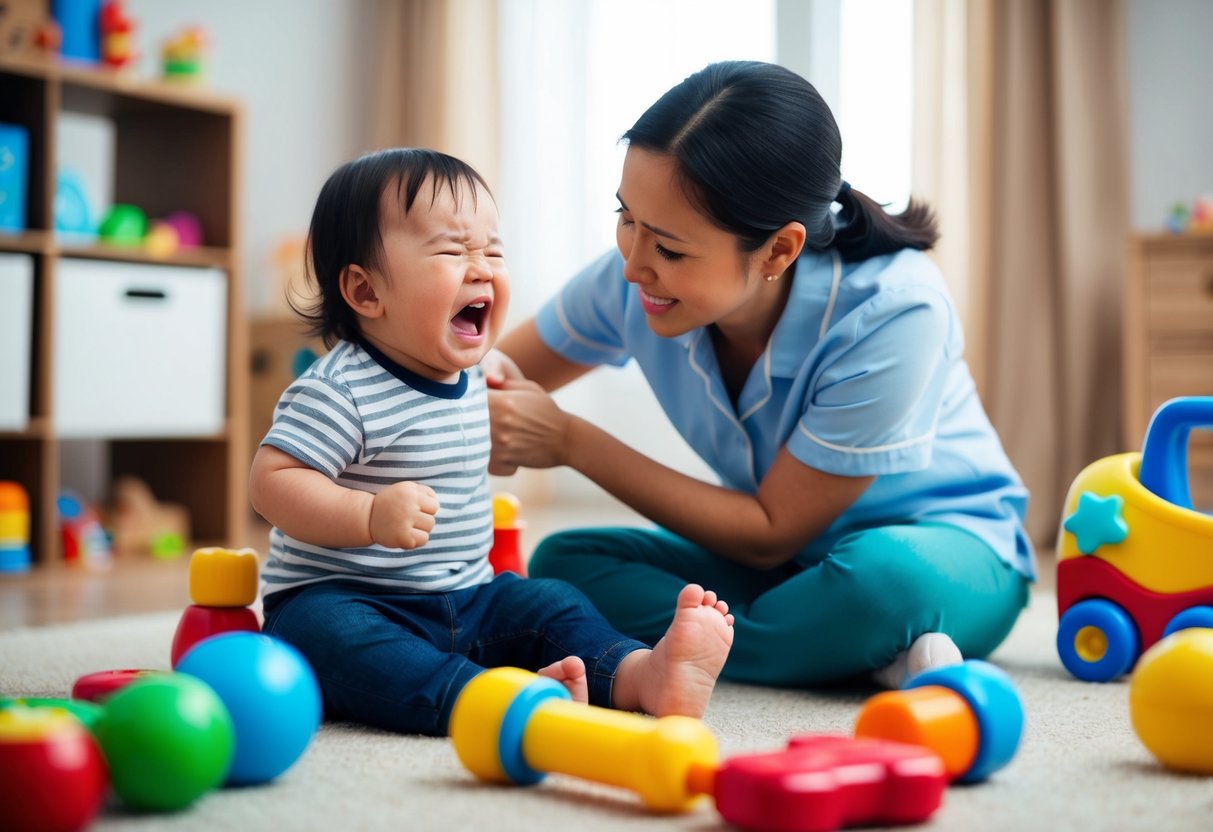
368;177;510;381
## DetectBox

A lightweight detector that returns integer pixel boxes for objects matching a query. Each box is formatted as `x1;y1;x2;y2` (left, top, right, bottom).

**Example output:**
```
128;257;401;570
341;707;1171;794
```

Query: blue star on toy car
1063;491;1129;555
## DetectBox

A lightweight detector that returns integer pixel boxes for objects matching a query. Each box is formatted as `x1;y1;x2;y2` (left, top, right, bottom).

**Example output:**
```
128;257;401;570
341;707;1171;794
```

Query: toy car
1056;396;1213;681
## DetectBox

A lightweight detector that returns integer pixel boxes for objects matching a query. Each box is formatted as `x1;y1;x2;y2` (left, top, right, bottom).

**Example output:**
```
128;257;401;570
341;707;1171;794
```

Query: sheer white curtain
495;0;776;503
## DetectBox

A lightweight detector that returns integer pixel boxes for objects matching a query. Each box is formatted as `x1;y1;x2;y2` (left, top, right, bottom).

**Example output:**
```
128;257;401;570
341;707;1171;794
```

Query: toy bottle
171;547;261;667
0;481;30;573
488;493;526;576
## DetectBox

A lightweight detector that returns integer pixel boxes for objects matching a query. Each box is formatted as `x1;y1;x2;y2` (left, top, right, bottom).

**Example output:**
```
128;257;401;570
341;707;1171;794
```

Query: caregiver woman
487;60;1034;689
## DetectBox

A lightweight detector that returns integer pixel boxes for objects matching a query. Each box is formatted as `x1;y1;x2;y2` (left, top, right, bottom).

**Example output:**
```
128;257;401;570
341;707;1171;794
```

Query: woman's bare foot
537;655;588;703
613;584;735;718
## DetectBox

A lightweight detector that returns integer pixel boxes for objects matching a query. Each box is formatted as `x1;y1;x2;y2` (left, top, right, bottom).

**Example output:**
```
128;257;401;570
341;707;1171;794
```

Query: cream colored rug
1;587;1207;831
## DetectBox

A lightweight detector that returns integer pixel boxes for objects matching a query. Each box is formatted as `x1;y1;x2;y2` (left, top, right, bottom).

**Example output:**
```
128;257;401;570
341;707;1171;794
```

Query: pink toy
163;211;203;249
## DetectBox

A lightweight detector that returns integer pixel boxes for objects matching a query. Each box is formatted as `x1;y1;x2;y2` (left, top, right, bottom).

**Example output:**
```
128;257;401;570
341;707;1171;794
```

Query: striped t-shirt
260;339;494;598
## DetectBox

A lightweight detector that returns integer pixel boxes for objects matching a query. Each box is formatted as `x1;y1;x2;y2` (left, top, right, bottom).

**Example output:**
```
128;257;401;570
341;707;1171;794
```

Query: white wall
123;0;376;311
1126;0;1213;231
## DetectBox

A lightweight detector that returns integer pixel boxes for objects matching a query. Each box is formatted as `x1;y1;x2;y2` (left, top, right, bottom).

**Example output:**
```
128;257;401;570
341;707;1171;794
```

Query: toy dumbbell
450;667;717;812
853;659;1024;783
172;547;261;667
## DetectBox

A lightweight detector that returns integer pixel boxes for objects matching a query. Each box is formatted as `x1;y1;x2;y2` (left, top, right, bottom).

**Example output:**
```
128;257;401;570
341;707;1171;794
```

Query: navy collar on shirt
357;338;468;399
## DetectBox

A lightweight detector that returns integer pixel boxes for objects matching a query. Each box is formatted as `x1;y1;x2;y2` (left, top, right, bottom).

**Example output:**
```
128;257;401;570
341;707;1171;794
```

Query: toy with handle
450;667;716;812
1139;396;1213;510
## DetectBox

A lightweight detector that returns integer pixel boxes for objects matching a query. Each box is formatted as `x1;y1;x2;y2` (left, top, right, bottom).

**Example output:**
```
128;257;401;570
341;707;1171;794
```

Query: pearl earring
764;274;779;282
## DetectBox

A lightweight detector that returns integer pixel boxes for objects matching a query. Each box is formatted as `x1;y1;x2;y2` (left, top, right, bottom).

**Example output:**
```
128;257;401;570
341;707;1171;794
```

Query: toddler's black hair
296;148;491;347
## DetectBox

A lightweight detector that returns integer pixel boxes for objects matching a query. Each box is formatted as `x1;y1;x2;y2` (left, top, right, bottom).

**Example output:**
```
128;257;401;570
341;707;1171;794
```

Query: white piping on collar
819;250;842;340
738;346;772;423
687;330;760;489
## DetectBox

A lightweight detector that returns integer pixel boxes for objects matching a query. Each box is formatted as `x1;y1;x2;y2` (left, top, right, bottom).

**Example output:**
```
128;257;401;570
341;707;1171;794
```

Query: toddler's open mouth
451;299;490;338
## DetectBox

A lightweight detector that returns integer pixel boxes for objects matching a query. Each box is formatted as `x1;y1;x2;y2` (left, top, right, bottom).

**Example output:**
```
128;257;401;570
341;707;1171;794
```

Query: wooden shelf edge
55;243;234;270
0;53;240;115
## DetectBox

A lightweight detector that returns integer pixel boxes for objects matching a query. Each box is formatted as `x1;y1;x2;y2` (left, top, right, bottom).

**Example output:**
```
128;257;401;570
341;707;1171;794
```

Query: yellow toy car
1056;397;1213;681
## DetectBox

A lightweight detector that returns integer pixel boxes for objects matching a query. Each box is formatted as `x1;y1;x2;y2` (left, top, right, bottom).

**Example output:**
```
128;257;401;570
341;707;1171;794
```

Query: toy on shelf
0;481;31;573
57;490;111;569
52;0;102;63
0;0;49;57
1165;195;1213;235
163;26;208;83
0;705;109;832
176;632;321;785
97;203;147;247
450;667;964;830
0;122;29;233
1129;628;1213;774
854;660;1025;783
98;0;135;69
53;169;96;242
171;547;261;667
1056;396;1213;682
489;492;526;576
110;476;189;558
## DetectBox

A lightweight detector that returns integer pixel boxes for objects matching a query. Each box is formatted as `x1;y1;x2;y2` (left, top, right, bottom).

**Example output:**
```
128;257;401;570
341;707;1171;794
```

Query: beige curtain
914;0;1129;545
371;0;501;190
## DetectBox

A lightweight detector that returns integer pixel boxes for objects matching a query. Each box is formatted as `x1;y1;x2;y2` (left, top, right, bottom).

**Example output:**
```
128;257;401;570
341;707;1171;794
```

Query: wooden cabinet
1124;234;1213;506
0;54;248;563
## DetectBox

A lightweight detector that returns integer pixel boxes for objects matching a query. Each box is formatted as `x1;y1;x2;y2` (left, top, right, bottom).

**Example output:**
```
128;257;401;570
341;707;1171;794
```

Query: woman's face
615;147;767;339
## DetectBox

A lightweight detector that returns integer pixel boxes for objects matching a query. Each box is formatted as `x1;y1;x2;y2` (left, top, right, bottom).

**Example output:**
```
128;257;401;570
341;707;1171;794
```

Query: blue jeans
262;572;647;736
528;522;1030;687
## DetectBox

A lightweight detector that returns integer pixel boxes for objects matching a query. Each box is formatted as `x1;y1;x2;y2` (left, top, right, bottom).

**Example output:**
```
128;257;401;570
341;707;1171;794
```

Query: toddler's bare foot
614;584;734;718
538;655;588;704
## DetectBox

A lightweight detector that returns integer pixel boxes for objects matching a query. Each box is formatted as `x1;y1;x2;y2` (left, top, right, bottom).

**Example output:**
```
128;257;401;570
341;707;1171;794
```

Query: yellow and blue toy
449;667;718;813
1056;396;1213;682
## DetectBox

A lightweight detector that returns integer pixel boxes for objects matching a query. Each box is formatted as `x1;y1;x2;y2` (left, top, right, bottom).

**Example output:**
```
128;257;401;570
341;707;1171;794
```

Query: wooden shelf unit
1124;233;1213;507
0;55;248;563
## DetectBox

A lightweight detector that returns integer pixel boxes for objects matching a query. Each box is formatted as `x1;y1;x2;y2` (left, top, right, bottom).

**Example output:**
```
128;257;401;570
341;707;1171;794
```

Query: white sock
872;632;963;689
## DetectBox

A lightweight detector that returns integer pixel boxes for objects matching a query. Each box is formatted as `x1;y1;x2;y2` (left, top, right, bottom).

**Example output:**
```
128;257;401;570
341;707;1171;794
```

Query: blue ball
177;632;322;784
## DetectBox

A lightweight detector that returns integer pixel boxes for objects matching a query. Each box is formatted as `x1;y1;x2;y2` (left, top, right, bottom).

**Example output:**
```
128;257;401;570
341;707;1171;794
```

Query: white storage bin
0;252;33;431
53;258;227;438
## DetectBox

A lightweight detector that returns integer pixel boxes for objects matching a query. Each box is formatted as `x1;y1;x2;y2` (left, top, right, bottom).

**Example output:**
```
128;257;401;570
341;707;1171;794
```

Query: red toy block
711;735;946;832
171;604;261;667
71;668;162;703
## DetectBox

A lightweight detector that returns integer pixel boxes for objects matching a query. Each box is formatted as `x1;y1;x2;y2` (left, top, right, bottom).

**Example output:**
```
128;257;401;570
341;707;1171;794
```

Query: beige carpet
1;587;1208;831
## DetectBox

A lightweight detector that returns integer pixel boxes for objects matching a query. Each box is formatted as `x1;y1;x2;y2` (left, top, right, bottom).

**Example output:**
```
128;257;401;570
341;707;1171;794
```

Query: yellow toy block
0;512;29;543
188;547;259;607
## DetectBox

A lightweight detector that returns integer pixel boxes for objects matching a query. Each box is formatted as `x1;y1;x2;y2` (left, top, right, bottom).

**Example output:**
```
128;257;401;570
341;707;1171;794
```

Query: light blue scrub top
535;247;1036;580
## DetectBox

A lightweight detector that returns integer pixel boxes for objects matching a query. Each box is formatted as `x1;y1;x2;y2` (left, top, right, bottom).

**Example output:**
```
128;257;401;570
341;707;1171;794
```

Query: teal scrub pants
527;522;1030;687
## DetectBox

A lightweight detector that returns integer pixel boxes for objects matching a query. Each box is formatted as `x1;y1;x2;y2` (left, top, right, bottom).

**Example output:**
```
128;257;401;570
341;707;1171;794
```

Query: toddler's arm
250;445;438;550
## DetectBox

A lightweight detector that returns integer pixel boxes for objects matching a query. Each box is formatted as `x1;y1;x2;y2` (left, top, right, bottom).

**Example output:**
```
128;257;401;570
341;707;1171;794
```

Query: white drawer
0;252;33;431
53;259;227;438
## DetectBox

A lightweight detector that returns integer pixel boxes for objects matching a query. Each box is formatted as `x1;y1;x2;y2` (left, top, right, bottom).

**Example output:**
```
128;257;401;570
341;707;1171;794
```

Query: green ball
95;674;235;811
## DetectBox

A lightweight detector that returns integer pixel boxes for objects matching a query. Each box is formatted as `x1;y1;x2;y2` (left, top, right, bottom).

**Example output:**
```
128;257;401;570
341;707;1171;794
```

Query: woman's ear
761;221;807;278
339;265;384;318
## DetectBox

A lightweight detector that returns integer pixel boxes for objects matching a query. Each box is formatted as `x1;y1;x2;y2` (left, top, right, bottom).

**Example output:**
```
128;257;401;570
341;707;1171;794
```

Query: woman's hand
481;348;525;389
489;380;574;475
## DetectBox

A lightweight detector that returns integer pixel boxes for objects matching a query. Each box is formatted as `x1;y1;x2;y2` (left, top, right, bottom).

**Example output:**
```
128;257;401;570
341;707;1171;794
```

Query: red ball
0;706;108;832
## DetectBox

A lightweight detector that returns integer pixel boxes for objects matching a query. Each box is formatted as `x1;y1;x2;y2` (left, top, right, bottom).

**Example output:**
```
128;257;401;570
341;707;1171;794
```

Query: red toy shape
71;668;163;703
0;706;108;832
711;735;947;832
171;604;261;668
